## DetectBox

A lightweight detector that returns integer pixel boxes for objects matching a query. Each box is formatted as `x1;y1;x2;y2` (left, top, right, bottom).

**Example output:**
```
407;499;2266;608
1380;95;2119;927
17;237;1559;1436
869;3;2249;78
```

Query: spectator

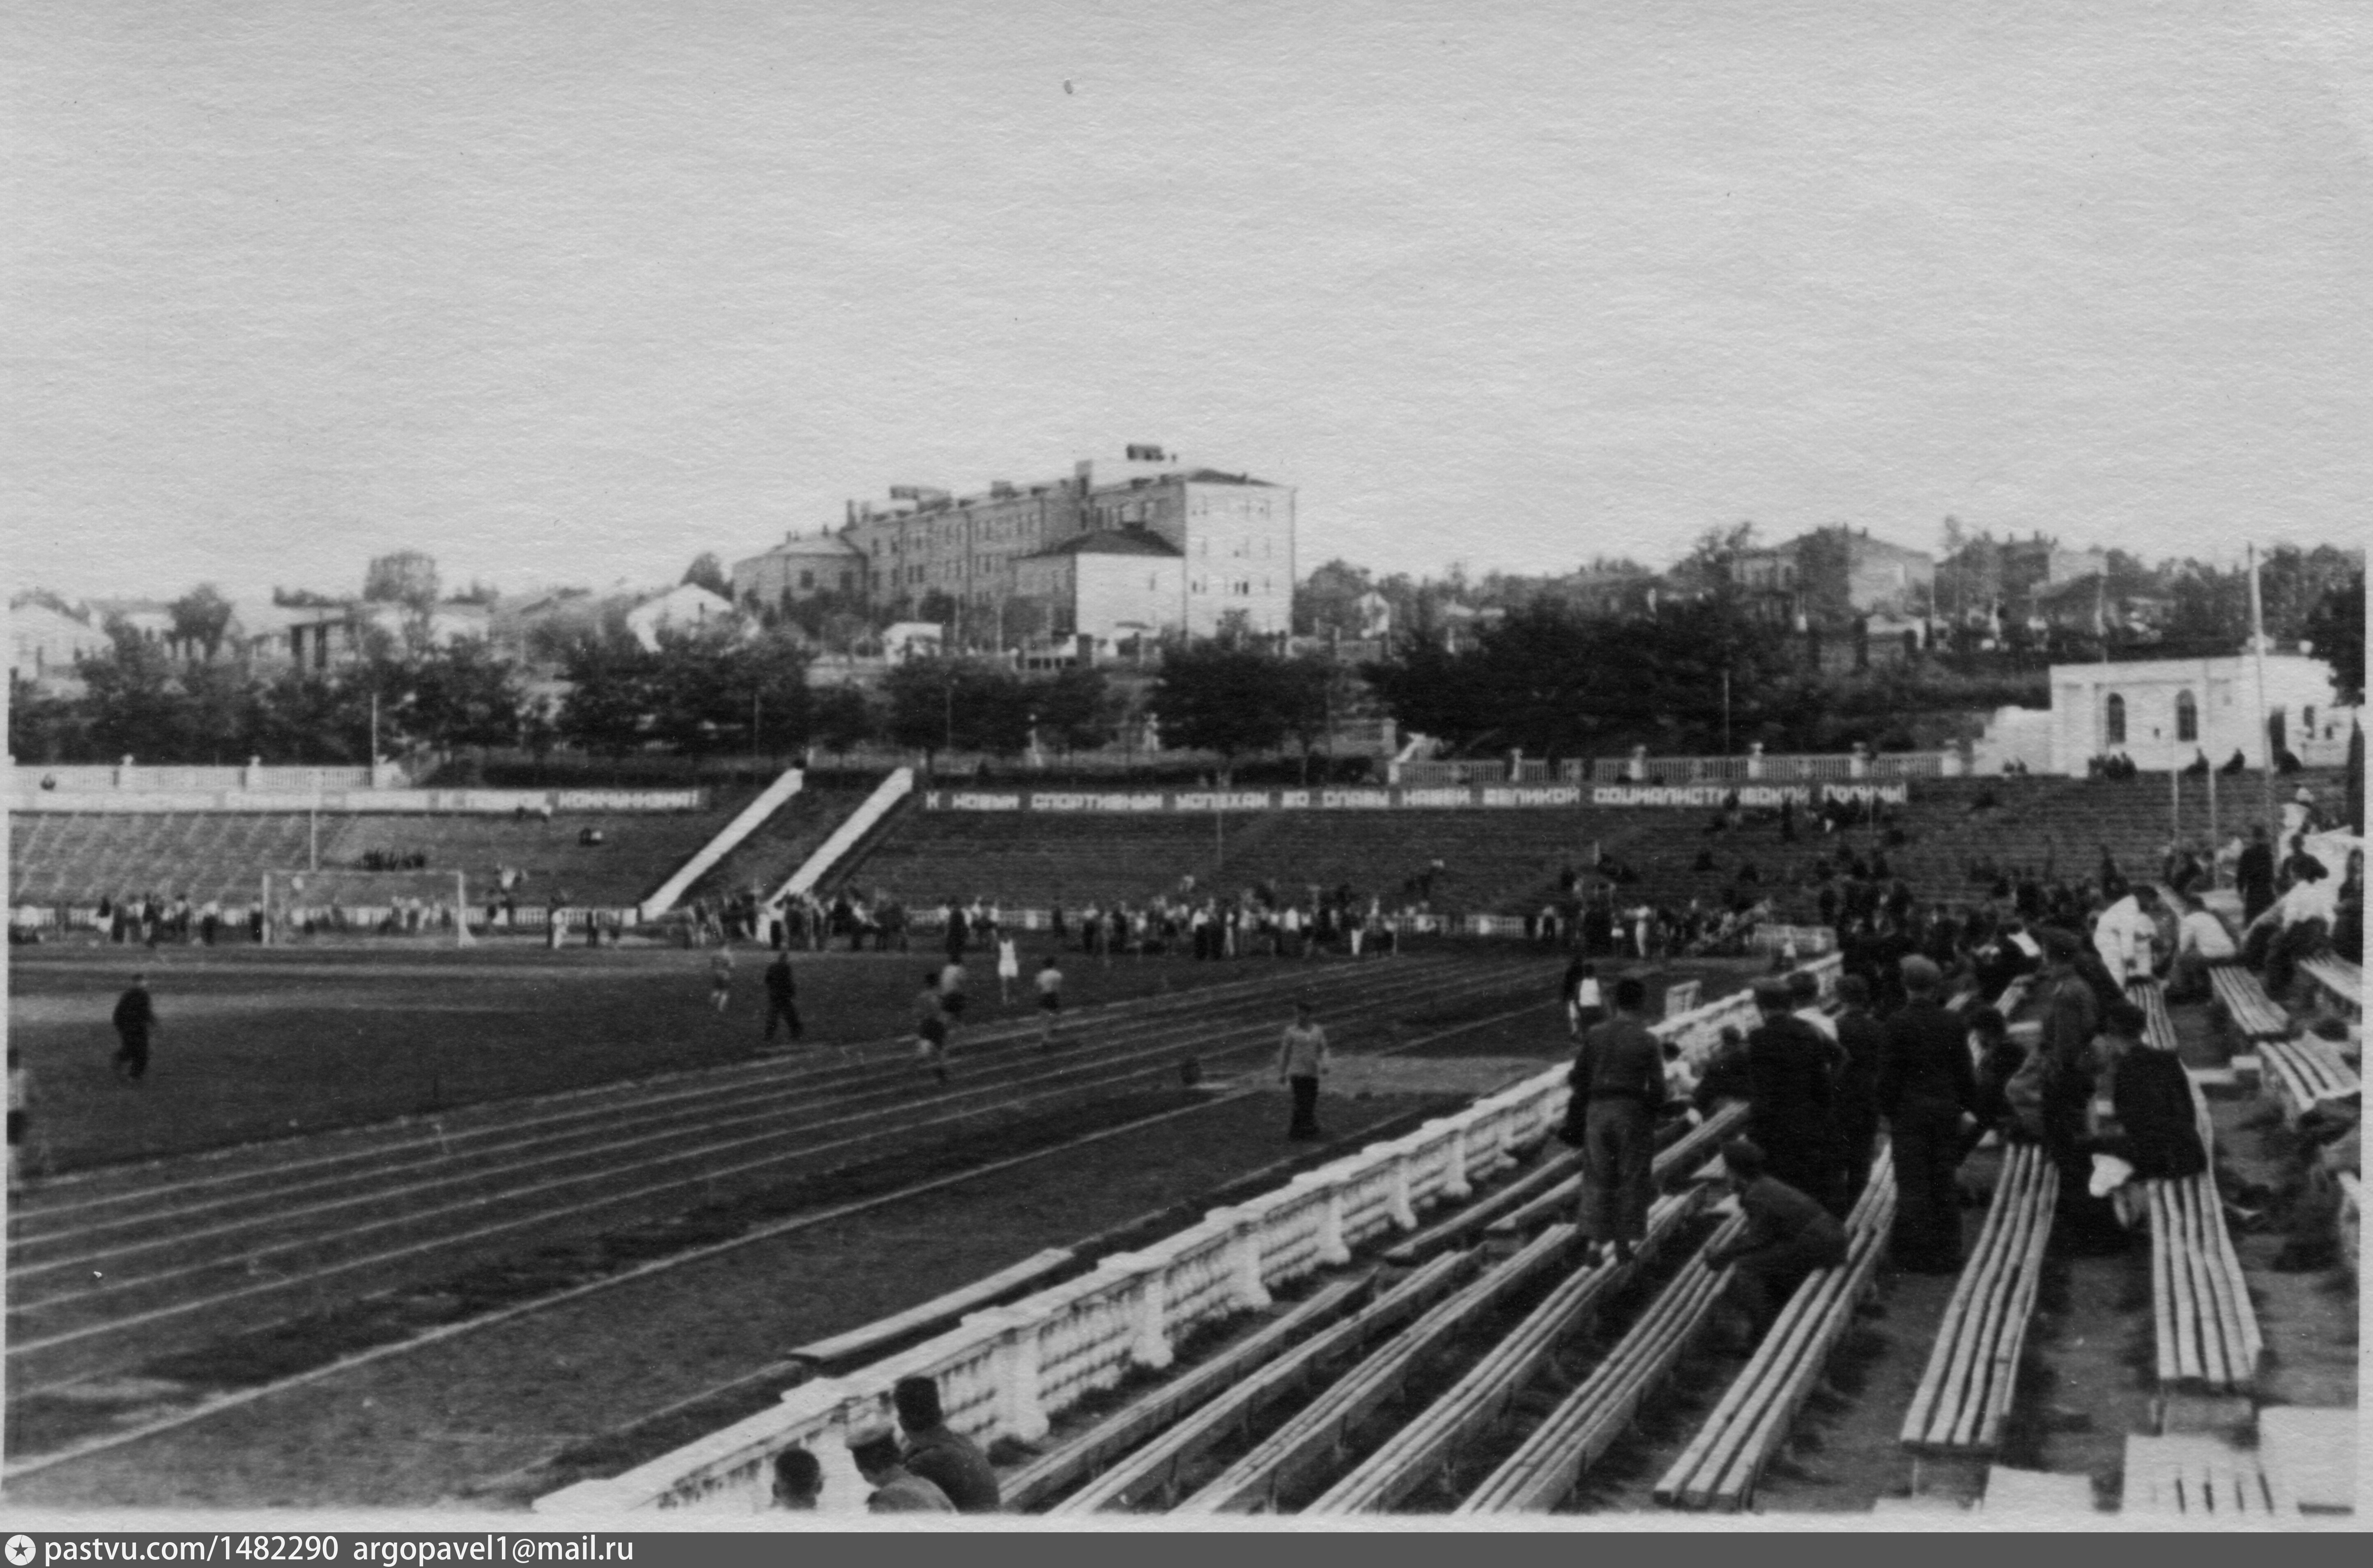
2237;826;2277;925
2244;862;2336;1001
762;951;802;1046
2092;884;2161;986
1831;975;1885;1208
1745;976;1837;1212
2165;892;2236;1001
996;932;1020;1004
1563;956;1603;1040
846;1422;953;1514
1690;1024;1753;1120
1278;1000;1329;1141
893;1376;1000;1513
1877;956;1978;1270
112;972;156;1082
1568;976;1665;1267
771;1447;821;1511
1705;1137;1848;1342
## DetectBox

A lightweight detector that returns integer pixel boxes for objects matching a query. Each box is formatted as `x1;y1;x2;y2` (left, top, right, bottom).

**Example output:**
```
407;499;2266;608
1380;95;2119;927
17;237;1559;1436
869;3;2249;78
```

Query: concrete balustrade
532;954;1842;1517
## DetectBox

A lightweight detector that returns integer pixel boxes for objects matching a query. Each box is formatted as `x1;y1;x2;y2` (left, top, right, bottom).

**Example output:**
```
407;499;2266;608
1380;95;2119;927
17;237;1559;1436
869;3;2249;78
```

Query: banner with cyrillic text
919;781;1906;812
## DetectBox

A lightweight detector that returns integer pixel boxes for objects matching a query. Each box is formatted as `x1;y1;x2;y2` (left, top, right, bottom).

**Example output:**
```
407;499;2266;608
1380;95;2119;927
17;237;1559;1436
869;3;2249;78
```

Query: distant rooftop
1024;530;1184;560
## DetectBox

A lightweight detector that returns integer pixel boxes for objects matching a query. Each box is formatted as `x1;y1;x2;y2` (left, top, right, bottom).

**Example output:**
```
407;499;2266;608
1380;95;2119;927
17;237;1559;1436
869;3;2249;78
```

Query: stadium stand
8;791;767;914
2208;965;2292;1044
681;781;881;904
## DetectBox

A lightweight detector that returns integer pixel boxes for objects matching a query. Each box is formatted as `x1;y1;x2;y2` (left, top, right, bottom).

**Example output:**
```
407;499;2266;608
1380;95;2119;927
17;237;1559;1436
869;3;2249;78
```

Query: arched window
2105;693;2127;746
2175;690;2198;743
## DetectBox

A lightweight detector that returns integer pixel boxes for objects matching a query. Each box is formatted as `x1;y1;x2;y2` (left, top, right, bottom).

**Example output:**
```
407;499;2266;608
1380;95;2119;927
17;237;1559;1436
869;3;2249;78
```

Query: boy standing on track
1035;955;1065;1050
915;970;952;1084
112;973;156;1081
709;946;735;1015
1278;1000;1330;1140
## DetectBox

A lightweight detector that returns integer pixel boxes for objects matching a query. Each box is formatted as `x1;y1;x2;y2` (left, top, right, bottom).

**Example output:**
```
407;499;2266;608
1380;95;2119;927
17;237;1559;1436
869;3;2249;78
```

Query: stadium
4;750;2358;1519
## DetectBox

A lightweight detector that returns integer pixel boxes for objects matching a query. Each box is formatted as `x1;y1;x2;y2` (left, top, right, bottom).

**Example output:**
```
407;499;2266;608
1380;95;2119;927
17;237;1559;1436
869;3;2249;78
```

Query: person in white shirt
2092;886;2164;986
2166;893;2237;1002
2243;866;2337;1000
995;934;1020;1003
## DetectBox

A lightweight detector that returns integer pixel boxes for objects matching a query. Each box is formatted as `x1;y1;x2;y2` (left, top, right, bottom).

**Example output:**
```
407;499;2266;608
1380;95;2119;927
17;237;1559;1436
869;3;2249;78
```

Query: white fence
16;764;382;794
638;769;805;921
1390;749;1961;788
532;953;1839;1518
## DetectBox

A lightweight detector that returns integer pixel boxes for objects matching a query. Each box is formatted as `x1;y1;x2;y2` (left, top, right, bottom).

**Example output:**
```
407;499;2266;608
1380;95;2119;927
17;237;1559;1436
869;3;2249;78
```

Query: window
2105;693;2126;746
2175;690;2198;742
798;570;814;591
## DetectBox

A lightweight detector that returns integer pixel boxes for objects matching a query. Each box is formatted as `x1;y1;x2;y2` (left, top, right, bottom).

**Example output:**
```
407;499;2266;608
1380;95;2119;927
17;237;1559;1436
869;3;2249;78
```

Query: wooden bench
2145;1172;2263;1427
1651;1146;1899;1512
1456;1208;1752;1513
2297;953;2362;1021
1044;1250;1477;1513
1898;1141;2057;1493
1381;1148;1580;1267
2121;1433;2294;1518
1000;1275;1371;1511
786;1247;1076;1372
1312;1188;1707;1513
2256;1035;2362;1126
1170;1223;1582;1513
2134;978;2181;1055
1481;1102;1747;1243
2209;964;2292;1042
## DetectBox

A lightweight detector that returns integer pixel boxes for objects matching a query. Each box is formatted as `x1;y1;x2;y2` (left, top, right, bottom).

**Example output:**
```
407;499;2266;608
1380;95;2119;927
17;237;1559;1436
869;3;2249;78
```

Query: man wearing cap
893;1375;1000;1513
846;1420;955;1513
1745;976;1837;1212
2034;927;2104;1220
1704;1137;1848;1341
1568;975;1666;1265
1878;955;1978;1272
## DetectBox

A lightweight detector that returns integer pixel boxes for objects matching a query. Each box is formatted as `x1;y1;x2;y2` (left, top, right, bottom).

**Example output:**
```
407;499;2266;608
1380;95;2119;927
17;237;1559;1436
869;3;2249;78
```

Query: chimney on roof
1075;459;1093;492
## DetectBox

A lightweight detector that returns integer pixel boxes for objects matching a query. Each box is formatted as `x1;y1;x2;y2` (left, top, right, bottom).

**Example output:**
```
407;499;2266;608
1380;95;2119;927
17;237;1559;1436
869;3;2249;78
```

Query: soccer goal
258;868;475;946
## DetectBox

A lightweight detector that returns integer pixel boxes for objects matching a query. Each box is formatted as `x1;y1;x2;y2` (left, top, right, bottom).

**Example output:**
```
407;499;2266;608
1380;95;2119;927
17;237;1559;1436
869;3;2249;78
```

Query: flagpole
2247;543;2274;838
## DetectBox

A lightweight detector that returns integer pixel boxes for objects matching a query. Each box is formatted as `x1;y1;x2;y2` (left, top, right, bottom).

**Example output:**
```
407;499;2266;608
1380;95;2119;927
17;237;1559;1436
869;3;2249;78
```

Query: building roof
1170;468;1282;488
1023;530;1184;560
745;533;865;560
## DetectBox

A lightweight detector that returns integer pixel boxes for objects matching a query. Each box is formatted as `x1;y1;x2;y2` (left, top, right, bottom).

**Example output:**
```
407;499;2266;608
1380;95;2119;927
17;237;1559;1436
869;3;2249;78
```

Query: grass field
5;937;1363;1171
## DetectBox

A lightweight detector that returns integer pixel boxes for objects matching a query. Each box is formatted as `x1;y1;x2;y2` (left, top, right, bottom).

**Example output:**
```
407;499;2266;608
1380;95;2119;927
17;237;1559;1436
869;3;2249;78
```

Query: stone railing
1390;750;1962;788
14;763;383;794
531;953;1839;1518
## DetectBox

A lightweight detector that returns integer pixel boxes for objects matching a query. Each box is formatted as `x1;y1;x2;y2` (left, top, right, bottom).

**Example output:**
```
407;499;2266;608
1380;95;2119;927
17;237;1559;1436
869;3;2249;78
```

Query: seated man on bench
1705;1137;1847;1344
2165;890;2236;1003
2243;863;2336;1004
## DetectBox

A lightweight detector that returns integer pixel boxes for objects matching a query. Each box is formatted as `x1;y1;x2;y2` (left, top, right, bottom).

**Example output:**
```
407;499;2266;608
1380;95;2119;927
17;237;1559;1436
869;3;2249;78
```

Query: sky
5;0;2369;609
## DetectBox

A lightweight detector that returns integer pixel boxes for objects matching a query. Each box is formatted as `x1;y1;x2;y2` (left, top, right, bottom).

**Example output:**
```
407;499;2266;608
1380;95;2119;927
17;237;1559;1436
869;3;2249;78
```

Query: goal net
259;869;474;946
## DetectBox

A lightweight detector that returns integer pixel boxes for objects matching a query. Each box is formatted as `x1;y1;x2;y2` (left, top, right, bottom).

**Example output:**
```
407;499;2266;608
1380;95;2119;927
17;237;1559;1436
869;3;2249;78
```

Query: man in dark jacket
1706;1137;1849;1339
893;1375;1000;1513
1878;955;1978;1272
1745;976;1837;1212
111;973;156;1081
2237;825;2277;926
762;951;802;1045
1569;976;1667;1265
1831;975;1886;1210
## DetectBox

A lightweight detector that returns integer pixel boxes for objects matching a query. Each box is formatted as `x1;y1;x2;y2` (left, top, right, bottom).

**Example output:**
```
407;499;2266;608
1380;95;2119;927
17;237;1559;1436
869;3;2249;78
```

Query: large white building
1977;651;2356;775
733;450;1295;651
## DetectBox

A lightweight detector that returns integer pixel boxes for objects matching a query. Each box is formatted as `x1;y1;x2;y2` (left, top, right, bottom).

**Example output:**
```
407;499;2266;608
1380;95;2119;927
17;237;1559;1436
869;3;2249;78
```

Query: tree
1293;558;1373;637
1153;643;1297;780
168;583;236;661
362;551;440;612
2300;571;2365;707
1034;666;1115;755
682;552;732;598
393;640;528;751
556;632;661;756
809;686;877;754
